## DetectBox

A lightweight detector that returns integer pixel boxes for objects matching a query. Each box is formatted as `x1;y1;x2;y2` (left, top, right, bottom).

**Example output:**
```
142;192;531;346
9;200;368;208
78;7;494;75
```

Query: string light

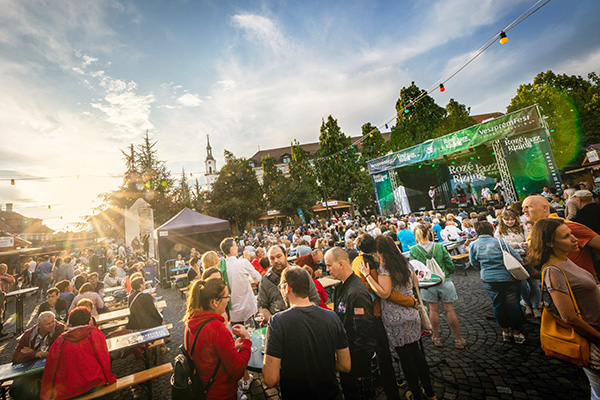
499;31;508;44
439;84;445;92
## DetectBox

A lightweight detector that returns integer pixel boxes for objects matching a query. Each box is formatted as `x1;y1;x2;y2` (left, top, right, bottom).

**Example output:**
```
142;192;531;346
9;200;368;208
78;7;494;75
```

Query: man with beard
257;245;321;323
262;266;350;400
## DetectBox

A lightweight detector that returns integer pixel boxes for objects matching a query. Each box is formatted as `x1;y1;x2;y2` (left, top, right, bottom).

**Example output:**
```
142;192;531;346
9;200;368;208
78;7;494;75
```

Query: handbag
496;238;529;280
416;245;445;283
415;283;432;331
540;265;589;368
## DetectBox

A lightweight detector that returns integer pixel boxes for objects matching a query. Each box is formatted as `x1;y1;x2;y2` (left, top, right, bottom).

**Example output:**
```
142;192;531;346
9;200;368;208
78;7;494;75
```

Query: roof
248;132;392;165
0;210;54;235
156;208;230;234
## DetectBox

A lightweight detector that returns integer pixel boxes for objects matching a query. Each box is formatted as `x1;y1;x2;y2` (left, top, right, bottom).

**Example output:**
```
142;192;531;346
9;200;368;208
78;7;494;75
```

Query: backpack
171;318;221;400
415;245;446;283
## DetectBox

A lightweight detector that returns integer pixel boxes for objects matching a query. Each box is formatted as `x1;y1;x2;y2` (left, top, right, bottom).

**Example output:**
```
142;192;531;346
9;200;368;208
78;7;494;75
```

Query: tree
390;82;446;151
353;123;387;214
207;151;263;229
174;167;192;209
359;123;389;161
191;178;207;213
261;154;289;211
287;139;320;218
317;115;360;203
436;99;477;136
507;70;600;169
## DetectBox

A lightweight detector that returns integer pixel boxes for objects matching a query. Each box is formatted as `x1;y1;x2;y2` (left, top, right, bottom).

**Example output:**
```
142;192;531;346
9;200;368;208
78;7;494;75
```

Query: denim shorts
421;281;458;303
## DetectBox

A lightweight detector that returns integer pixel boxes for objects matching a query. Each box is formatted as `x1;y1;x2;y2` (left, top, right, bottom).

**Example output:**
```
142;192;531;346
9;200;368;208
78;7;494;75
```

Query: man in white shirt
219;237;262;324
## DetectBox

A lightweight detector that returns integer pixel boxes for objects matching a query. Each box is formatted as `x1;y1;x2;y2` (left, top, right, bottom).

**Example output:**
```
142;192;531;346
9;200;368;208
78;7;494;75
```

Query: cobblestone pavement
0;269;592;399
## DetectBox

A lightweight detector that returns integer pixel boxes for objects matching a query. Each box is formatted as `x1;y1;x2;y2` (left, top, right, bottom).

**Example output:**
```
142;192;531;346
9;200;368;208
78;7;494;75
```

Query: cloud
231;14;286;52
555;47;600;77
177;93;203;107
91;91;155;136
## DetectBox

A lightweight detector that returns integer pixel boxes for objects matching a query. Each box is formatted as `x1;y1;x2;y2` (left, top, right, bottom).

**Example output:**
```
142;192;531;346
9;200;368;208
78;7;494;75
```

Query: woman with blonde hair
202;250;220;270
409;225;466;349
184;279;252;400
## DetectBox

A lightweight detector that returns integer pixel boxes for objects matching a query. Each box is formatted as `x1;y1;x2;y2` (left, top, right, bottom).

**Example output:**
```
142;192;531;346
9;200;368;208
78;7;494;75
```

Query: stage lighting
499;31;508;44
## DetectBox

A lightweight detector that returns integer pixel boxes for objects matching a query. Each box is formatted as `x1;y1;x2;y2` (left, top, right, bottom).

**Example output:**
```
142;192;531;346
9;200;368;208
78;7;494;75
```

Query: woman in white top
495;210;541;318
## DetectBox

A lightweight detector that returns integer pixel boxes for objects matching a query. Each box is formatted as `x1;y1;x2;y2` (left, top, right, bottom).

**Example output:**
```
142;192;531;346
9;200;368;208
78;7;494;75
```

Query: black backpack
171;318;222;400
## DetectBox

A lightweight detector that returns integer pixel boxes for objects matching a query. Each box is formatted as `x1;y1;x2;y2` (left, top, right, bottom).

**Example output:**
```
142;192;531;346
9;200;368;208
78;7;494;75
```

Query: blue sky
1;0;599;230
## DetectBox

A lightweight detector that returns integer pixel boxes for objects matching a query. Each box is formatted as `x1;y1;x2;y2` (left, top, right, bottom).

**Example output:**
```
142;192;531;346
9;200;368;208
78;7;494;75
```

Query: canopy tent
155;208;231;281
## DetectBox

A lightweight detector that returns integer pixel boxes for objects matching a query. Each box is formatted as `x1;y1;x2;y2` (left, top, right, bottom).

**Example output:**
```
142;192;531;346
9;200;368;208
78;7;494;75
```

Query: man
295;240;312;257
40;307;116;400
88;272;104;295
262;266;351;399
0;262;14;335
11;312;65;400
571;190;600;234
396;221;417;252
295;248;324;273
523;194;600;276
345;238;359;264
126;276;163;330
36;256;53;299
325;247;376;400
344;224;356;242
55;257;74;282
38;288;68;321
541;186;553;202
89;249;100;274
258;245;321;322
219;237;262;324
103;266;123;288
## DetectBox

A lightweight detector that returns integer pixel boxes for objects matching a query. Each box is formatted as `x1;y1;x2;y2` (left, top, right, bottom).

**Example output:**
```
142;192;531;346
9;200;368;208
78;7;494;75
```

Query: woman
302;266;328;309
495;210;541;318
409;225;466;349
563;188;580;220
359;235;436;400
527;218;600;399
388;225;398;241
68;283;105;316
461;218;477;246
55;280;76;310
202;251;220;271
187;256;202;282
185;278;252;400
469;221;525;344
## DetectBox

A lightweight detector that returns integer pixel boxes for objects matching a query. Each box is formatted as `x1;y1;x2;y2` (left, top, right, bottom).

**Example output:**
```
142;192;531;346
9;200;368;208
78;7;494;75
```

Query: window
282;155;291;163
249;161;255;168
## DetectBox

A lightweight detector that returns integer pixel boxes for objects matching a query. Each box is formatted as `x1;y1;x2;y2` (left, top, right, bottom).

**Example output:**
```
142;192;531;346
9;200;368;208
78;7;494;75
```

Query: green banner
368;106;542;175
372;171;396;215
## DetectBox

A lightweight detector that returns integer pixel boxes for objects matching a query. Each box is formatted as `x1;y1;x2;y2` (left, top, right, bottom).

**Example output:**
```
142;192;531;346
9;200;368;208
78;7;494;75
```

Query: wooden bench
451;253;470;276
73;362;173;400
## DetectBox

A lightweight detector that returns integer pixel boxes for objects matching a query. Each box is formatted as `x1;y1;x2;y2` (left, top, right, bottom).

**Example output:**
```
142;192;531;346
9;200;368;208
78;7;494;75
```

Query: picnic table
246;327;266;372
170;266;189;273
317;277;341;288
104;280;152;295
5;287;38;335
96;300;167;325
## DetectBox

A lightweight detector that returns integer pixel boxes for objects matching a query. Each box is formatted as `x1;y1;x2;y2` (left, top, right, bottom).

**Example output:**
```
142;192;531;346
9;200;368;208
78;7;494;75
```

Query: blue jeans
520;278;541;309
482;281;523;332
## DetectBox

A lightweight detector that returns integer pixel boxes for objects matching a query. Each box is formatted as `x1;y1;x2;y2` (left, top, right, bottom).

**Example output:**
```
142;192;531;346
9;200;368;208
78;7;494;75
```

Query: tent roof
156;208;230;235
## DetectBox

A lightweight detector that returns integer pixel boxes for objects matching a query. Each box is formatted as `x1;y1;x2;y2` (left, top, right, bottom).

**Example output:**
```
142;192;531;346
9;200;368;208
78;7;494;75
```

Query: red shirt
295;253;319;271
313;278;328;309
251;258;267;276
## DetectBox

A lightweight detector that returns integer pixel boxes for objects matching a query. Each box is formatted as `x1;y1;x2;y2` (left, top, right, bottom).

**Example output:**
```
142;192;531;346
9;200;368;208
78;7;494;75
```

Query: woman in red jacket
185;278;252;400
40;307;116;400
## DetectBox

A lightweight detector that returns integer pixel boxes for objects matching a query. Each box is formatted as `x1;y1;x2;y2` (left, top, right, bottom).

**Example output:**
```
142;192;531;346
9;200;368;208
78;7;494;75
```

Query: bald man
523;194;600;276
325;247;376;400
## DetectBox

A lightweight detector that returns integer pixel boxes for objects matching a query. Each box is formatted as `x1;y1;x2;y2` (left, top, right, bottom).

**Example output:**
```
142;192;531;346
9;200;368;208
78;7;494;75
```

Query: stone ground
0;268;592;399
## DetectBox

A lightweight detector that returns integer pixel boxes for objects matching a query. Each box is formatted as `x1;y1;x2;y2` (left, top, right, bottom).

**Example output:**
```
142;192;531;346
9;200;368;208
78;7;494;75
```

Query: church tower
204;135;217;189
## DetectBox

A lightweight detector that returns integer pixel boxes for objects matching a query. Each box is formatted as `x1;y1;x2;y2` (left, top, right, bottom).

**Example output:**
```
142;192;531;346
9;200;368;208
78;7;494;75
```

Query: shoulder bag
414;278;432;331
171;318;222;400
540;265;589;368
496;238;529;280
415;245;445;283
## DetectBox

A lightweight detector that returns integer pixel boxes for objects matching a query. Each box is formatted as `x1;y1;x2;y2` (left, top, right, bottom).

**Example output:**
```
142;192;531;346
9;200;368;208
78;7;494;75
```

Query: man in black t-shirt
263;266;350;400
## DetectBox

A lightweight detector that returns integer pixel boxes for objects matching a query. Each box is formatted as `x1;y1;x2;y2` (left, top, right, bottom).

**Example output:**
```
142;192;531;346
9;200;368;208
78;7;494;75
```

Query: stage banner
447;159;498;198
372;171;396;215
500;129;562;198
368;105;542;175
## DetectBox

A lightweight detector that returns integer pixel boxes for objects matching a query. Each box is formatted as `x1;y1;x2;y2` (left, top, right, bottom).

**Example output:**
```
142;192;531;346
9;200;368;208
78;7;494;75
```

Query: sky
1;0;599;231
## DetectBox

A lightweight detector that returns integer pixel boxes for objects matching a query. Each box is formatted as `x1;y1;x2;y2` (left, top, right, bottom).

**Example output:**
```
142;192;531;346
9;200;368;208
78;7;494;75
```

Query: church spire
206;134;215;161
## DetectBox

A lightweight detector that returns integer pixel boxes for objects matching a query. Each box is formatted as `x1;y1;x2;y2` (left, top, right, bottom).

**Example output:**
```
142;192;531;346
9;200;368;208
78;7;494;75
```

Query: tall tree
436;99;477;136
359;123;389;161
390;82;446;151
317;115;360;203
175;167;192;209
287;139;320;217
261;154;289;211
207;151;263;229
191;178;207;213
507;70;600;168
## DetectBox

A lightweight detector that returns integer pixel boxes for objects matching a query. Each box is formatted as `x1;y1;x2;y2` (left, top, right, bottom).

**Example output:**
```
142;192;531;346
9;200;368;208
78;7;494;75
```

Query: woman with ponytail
184;278;252;400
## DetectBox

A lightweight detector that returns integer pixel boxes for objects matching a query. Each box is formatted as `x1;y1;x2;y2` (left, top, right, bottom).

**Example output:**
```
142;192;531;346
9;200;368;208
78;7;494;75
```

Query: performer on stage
466;182;477;205
428;186;436;209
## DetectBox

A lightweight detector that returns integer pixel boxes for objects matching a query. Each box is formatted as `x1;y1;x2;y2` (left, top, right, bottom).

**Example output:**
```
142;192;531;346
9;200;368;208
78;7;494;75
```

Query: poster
372;171;395;215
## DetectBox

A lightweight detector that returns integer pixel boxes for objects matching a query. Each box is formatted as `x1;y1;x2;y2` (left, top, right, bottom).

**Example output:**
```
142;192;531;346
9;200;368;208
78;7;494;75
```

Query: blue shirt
432;224;442;242
469;235;523;282
396;229;417;252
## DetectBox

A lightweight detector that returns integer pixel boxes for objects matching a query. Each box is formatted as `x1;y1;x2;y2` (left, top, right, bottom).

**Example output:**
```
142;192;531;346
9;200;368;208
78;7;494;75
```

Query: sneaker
533;308;542;318
514;333;526;344
240;374;253;391
524;305;533;316
502;331;513;342
422;388;438;400
237;389;248;400
431;337;443;347
455;338;467;349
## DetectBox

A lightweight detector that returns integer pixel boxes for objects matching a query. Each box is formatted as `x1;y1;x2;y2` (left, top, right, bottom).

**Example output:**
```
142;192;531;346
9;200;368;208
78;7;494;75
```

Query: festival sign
367;105;542;175
371;171;396;215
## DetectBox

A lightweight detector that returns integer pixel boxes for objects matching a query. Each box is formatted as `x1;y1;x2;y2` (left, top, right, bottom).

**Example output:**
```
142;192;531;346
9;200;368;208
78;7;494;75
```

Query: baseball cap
572;190;593;198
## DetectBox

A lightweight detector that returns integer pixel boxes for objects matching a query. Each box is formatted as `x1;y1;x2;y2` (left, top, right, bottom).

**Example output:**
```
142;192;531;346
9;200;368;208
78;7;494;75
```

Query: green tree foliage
261;154;289;211
359;123;389;161
507;70;600;169
192;178;207;213
175;167;192;209
99;131;175;225
436;99;477;136
288;139;320;217
390;82;446;151
207;151;263;229
317;115;360;203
